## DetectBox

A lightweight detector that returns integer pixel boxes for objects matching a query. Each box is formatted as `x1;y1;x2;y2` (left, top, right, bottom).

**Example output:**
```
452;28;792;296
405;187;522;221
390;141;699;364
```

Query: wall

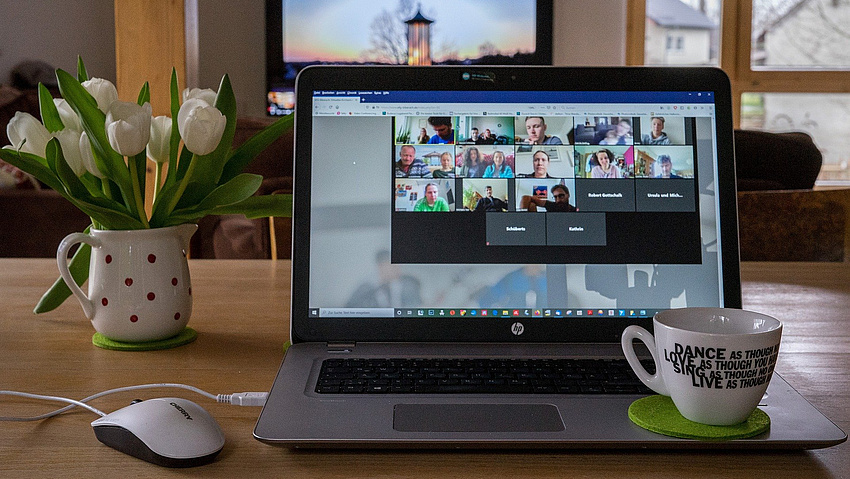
0;0;116;85
1;0;626;117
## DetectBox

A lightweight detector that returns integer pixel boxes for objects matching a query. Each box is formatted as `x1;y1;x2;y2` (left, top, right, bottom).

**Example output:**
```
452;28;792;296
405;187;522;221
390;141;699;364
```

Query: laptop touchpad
393;404;565;432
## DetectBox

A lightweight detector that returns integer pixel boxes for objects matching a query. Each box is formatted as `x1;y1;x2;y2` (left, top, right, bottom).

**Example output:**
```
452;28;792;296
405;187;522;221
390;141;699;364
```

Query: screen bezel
289;65;741;344
265;0;554;115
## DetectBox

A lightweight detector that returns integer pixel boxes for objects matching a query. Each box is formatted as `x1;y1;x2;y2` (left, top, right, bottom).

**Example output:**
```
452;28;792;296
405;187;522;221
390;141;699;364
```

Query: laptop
254;66;846;449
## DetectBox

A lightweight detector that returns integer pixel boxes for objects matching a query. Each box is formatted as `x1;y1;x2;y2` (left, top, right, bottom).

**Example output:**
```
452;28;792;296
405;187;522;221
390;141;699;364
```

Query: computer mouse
91;397;225;468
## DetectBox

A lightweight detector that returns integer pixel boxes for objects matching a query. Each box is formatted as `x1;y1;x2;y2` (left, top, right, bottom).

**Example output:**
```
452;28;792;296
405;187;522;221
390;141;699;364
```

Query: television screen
266;0;553;115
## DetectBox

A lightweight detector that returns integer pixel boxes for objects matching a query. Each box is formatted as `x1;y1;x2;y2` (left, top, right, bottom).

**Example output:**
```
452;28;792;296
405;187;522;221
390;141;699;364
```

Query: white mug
621;307;782;426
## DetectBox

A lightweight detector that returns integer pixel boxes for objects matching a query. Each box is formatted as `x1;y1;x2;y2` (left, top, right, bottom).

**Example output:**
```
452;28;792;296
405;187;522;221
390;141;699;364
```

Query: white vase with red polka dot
57;224;198;343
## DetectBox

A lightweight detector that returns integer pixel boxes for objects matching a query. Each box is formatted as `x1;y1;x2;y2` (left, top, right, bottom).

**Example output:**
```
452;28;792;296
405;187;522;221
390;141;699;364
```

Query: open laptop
254;66;846;449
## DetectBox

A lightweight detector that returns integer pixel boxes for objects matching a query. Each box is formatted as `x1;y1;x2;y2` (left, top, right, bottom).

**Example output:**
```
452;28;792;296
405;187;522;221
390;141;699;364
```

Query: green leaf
175;144;194;181
76;56;89;83
38;83;64;132
47;138;89;200
0;147;64;192
166;68;181;185
35;227;92;314
137;81;150;106
197;173;262;210
165;193;292;226
220;114;293;184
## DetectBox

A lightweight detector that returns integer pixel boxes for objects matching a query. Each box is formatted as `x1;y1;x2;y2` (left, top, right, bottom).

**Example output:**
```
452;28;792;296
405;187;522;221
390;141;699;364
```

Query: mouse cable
0;383;268;422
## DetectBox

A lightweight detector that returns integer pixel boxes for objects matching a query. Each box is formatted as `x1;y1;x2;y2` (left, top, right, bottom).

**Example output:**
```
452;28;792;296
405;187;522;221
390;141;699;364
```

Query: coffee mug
621;307;782;426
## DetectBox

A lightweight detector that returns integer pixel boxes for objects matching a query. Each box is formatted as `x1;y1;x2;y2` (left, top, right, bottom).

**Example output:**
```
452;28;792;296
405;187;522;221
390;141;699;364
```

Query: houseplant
0;58;292;345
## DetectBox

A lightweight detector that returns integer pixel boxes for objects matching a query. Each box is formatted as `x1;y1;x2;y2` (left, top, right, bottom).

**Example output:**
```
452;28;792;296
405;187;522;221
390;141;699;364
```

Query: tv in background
266;0;553;116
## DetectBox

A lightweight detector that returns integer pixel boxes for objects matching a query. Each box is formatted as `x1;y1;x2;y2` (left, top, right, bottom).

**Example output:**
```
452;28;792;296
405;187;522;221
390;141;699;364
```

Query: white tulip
177;98;226;156
105;101;152;156
79;131;104;178
55;129;85;177
53;99;83;132
147;115;172;164
81;78;119;114
5;111;52;157
182;87;217;107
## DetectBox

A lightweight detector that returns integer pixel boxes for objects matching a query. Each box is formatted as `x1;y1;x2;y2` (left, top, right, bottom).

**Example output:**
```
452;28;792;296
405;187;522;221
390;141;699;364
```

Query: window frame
626;0;850;128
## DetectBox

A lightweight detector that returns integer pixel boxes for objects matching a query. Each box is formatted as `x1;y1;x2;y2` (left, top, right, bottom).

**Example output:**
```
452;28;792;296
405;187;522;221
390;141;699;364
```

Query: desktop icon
460;310;467;316
481;310;488;316
470;310;477;316
619;310;626;316
512;310;520;316
544;309;552;317
533;310;542;317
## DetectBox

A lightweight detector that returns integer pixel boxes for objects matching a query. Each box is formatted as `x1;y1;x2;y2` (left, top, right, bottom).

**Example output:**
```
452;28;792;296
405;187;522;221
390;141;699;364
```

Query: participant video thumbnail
456;145;516;178
456;116;515;145
634;146;695;178
575;146;634;179
515;146;575;178
515;178;577;212
395;178;456;212
395;116;457;145
460;179;510;212
574;116;636;146
394;144;455;178
514;116;573;148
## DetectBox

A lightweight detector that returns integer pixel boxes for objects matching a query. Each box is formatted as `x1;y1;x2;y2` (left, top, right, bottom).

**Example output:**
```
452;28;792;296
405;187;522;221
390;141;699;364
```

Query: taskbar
309;308;657;319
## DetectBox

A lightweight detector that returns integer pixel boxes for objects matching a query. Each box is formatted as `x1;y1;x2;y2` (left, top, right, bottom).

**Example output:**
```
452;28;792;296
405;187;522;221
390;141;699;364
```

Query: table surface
1;259;847;478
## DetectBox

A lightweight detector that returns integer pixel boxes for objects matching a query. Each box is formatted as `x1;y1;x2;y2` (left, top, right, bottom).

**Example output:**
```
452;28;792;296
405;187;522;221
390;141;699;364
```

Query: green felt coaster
92;327;198;351
628;395;770;440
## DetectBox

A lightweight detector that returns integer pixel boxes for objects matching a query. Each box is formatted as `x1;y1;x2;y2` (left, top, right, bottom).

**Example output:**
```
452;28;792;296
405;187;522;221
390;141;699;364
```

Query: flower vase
57;224;197;343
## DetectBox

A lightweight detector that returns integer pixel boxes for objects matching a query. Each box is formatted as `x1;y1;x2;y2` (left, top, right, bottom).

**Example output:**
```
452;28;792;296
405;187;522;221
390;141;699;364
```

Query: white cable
0;383;267;422
0;391;107;420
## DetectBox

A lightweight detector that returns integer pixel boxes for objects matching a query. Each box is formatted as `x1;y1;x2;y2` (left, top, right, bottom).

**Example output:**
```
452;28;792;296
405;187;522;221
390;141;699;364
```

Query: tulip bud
55;129;85;177
53;99;83;132
182;87;217;107
177;98;226;156
81;78;119;114
105;101;152;157
79;131;104;178
6;111;52;157
147;116;172;164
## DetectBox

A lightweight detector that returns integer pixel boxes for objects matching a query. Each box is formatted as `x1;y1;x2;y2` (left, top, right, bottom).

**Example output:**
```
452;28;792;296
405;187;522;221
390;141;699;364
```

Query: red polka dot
171;277;178;286
105;255;112;264
125;278;133;287
174;312;181;320
130;315;139;323
148;254;156;263
147;292;156;301
101;297;108;306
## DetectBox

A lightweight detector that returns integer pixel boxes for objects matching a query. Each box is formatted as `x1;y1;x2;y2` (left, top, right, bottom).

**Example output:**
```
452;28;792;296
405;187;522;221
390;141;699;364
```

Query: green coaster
628;395;770;440
92;327;198;351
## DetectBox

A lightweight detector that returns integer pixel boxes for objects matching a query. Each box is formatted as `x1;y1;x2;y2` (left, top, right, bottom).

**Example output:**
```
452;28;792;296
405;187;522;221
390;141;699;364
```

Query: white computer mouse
91;397;225;468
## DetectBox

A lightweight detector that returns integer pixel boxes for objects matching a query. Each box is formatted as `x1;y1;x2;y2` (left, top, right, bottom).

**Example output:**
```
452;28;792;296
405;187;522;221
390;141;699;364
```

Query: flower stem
161;153;197;221
153;162;163;205
100;178;112;200
127;157;150;228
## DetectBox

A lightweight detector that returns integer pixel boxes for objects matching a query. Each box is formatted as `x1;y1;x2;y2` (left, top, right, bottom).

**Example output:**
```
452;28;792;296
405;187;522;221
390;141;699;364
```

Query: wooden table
1;259;847;478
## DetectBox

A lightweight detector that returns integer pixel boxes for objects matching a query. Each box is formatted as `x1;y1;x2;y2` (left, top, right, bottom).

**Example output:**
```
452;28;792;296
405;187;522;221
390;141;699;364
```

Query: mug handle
57;232;101;320
621;325;669;396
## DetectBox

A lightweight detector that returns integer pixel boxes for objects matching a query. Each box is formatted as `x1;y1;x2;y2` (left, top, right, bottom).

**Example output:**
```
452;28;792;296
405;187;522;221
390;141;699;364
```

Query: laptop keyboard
315;358;655;394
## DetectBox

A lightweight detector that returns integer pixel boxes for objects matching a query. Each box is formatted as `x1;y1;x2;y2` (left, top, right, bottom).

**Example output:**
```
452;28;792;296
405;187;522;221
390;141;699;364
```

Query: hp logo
511;322;525;336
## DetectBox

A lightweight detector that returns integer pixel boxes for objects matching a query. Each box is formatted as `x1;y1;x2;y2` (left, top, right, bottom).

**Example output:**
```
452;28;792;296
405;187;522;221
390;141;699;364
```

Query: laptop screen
292;67;740;343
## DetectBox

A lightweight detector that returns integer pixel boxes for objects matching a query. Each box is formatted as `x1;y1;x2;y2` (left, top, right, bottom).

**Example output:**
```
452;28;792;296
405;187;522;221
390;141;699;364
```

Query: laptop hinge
327;342;355;352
